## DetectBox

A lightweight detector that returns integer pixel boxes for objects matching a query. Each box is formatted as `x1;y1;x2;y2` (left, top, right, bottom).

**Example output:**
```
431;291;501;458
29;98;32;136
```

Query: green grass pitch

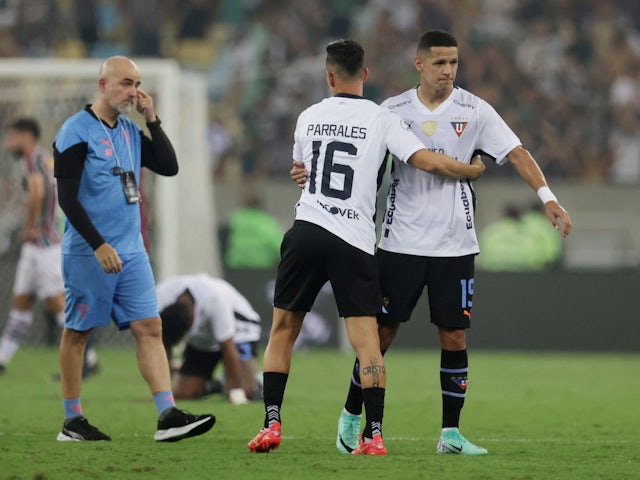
0;348;638;479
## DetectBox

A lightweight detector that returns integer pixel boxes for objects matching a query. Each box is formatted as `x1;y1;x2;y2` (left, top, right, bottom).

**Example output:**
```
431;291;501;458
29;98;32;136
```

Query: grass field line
3;431;636;446
284;435;638;444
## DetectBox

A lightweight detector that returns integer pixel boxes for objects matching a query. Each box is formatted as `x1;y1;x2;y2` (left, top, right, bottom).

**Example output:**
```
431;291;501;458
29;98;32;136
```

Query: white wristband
536;186;557;204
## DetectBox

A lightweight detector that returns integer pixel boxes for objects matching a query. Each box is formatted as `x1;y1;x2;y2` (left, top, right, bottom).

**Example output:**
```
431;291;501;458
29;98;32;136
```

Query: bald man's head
98;56;140;80
96;56;141;116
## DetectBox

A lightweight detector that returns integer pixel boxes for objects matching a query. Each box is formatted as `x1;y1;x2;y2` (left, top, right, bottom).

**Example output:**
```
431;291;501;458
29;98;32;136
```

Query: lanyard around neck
96;114;135;172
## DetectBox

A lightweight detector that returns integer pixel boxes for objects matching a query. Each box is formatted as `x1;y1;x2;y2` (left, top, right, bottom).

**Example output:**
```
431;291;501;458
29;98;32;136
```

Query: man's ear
415;55;423;72
327;71;336;88
98;77;107;93
362;67;369;82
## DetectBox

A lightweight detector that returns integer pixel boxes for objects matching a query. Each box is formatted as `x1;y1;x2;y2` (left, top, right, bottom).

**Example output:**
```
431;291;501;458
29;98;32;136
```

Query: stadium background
0;0;638;352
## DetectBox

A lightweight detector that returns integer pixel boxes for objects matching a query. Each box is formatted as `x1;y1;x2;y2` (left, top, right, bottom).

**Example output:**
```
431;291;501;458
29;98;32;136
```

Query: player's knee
439;327;466;350
61;328;93;350
131;317;163;340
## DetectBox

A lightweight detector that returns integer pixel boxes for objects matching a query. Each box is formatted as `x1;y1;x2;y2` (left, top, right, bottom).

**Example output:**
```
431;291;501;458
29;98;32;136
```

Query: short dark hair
7;118;40;139
160;302;192;348
326;39;365;78
417;30;458;53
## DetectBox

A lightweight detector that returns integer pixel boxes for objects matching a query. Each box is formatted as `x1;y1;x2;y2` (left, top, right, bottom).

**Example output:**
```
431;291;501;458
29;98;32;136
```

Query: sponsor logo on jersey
387;99;412;110
450;117;469;137
422;121;437;136
316;199;360;219
453;99;476;109
384;178;399;226
460;182;474;230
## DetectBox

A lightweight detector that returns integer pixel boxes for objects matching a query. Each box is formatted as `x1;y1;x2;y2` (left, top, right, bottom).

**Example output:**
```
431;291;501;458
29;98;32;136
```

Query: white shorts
13;242;64;299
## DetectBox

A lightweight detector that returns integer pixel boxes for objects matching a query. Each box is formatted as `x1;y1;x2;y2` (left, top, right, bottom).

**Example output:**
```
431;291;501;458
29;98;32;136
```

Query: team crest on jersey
452;376;468;390
450;117;469;137
422;121;437;136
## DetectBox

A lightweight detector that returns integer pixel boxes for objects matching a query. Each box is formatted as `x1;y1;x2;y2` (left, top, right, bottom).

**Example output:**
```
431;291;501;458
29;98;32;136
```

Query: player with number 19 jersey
293;93;425;254
379;86;521;257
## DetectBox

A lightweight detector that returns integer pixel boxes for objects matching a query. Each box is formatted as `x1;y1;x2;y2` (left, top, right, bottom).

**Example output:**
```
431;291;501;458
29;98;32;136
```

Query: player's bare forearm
508;146;572;237
408;150;485;180
221;339;243;391
507;146;547;191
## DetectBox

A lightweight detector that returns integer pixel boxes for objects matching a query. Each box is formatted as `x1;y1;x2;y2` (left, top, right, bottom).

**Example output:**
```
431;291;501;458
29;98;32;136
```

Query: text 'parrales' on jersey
306;124;367;139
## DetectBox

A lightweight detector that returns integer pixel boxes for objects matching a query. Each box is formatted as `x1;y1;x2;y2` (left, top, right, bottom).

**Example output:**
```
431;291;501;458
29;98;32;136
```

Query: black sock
344;358;363;415
440;349;468;428
361;387;385;439
262;371;288;428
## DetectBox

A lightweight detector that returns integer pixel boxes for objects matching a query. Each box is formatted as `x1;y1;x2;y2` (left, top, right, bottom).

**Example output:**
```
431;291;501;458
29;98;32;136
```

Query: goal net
0;58;219;346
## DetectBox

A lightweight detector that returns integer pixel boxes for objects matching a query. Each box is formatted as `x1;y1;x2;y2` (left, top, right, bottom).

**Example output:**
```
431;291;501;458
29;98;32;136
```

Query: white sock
55;310;66;328
0;309;33;364
85;347;98;368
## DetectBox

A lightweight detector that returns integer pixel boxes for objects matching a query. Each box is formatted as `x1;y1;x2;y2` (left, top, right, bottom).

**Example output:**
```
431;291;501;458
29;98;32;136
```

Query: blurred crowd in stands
2;0;639;184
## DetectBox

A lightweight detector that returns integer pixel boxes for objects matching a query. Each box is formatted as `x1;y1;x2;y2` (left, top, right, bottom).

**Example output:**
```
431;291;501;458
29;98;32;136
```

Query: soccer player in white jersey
247;39;485;455
322;30;571;456
156;273;262;404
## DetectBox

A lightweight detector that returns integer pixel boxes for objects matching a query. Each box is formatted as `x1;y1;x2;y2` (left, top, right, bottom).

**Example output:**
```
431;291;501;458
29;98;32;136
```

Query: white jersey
378;86;521;256
156;273;261;353
293;94;425;254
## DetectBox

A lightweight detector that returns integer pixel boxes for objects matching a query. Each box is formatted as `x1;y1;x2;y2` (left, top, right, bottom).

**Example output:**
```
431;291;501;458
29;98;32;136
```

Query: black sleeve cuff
146;117;162;128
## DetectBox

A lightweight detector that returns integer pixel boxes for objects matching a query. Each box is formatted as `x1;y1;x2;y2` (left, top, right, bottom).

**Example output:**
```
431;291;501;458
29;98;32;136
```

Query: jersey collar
334;93;365;99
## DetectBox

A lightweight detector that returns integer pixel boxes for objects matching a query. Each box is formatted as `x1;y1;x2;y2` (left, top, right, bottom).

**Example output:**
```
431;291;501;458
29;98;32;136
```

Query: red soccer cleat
351;434;387;456
248;421;282;453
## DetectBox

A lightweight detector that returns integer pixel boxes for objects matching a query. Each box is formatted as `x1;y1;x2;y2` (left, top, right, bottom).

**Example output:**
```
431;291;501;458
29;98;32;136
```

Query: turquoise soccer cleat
436;428;488;455
336;410;362;454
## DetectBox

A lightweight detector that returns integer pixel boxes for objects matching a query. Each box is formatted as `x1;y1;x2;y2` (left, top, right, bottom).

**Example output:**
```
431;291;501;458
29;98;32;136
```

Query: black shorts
179;342;258;378
376;249;475;329
274;220;382;317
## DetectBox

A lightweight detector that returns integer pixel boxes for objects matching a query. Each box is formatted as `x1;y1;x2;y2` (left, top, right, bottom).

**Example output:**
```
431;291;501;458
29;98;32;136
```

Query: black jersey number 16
308;140;356;200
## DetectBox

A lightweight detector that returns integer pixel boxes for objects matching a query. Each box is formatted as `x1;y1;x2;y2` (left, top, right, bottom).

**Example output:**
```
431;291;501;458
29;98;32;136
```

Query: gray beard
116;103;133;115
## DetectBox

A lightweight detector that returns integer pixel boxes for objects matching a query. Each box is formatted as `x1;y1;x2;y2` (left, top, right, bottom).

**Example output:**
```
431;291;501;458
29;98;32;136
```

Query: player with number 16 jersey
293;94;425;255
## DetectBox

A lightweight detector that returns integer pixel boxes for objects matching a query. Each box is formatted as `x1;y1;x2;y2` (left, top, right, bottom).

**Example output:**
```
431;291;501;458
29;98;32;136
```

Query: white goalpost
0;58;220;284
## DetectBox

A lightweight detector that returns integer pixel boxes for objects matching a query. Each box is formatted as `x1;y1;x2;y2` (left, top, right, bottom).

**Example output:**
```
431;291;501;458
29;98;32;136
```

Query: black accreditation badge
120;170;140;204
